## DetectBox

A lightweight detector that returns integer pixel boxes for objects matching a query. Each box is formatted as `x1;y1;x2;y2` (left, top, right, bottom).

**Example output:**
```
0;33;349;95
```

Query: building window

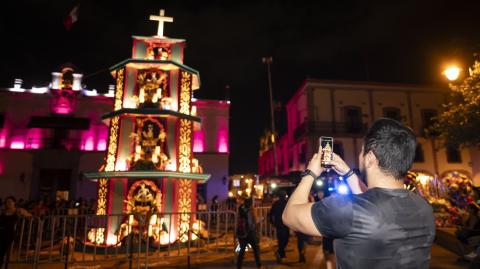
446;146;462;163
414;144;424;163
421;109;438;135
334;142;345;159
383;107;402;122
344;106;363;133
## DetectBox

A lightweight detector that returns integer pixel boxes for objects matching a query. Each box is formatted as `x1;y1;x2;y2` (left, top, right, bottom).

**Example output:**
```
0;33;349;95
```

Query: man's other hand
330;153;350;176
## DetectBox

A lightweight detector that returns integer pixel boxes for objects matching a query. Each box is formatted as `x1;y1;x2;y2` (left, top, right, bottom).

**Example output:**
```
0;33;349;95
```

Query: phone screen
319;136;334;169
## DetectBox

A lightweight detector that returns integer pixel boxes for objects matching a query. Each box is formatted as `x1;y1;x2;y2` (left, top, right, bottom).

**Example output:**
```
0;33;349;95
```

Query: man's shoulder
319;194;355;209
407;191;434;215
353;189;432;211
311;194;355;238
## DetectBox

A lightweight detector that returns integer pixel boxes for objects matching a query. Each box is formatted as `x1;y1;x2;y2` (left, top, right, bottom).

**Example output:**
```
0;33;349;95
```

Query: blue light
339;176;344;181
328;187;334;192
337;184;349;195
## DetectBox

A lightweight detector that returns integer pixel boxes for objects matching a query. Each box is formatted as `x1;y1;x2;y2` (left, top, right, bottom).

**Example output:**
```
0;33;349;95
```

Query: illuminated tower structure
84;9;210;246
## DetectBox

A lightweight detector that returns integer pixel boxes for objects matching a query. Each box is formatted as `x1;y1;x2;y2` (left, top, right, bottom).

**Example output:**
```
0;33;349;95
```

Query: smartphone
319;136;334;169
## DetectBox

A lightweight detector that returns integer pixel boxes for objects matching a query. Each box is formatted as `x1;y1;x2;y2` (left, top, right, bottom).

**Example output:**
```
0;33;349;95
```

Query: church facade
258;79;480;186
0;55;230;204
0;67;112;200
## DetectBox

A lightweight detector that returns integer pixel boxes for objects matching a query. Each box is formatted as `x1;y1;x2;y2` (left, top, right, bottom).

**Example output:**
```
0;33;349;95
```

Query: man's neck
366;171;404;190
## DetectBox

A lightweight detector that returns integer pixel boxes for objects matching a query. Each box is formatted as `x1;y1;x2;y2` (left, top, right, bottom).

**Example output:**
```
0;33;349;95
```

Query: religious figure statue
130;119;169;170
142;124;157;149
138;72;167;106
145;46;170;60
114;180;172;246
135;183;154;203
157;47;170;60
146;47;155;60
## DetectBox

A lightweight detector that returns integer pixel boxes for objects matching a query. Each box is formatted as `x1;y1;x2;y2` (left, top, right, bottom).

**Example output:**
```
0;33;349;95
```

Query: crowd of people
0;196;99;267
456;203;480;267
233;188;337;269
0;196;97;218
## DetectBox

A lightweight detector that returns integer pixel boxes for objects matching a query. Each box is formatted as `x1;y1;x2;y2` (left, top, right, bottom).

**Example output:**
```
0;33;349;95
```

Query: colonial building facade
0;70;229;201
0;68;112;201
258;79;480;186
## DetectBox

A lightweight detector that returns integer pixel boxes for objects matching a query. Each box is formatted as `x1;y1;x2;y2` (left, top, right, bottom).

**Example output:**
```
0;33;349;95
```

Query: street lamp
262;56;278;176
443;66;461;81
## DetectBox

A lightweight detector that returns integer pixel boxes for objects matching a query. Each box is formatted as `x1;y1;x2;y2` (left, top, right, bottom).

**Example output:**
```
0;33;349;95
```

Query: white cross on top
149;9;173;37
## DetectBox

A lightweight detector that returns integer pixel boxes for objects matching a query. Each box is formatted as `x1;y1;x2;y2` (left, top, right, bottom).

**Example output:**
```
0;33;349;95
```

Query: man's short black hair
363;118;417;179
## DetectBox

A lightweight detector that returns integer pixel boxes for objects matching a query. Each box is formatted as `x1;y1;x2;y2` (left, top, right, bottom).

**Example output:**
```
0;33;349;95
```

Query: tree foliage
429;60;480;147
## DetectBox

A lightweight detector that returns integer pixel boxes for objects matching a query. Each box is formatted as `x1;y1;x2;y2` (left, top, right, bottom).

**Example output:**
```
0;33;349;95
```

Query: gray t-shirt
311;187;435;269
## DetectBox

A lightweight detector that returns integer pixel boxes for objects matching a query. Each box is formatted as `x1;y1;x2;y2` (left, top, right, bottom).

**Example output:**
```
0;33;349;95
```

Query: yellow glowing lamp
443;66;461;81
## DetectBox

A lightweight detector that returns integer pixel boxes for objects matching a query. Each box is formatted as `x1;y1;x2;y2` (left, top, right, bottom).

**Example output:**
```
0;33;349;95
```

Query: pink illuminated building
192;99;230;203
0;67;112;200
0;67;230;201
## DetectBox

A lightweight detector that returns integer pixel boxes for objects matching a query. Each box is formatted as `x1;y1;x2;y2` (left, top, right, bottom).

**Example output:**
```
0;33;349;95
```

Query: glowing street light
443;66;461;81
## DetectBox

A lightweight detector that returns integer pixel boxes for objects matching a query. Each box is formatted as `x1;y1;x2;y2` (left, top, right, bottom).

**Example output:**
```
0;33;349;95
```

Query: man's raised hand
330;153;350;176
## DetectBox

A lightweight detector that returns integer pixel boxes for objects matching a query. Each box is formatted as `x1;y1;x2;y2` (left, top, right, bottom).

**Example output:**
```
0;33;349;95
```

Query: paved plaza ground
156;241;469;269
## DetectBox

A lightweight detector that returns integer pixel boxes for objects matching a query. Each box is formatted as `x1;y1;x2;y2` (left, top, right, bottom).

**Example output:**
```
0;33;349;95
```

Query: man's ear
365;151;378;168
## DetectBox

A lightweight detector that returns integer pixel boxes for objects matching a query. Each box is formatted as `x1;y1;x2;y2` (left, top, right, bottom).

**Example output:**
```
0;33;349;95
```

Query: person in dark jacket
236;197;263;269
0;196;31;268
269;191;289;262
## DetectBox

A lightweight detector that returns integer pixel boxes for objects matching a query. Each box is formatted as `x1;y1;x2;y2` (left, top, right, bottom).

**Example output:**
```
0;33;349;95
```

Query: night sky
2;0;480;173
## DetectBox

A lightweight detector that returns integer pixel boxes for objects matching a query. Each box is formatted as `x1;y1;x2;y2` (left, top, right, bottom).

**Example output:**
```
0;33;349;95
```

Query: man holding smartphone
282;118;435;268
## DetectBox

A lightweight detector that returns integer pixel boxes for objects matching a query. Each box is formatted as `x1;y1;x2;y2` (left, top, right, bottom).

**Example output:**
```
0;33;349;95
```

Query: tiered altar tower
84;9;210;246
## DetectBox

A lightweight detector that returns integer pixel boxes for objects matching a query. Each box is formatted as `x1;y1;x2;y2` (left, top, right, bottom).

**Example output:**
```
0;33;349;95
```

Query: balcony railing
293;121;368;140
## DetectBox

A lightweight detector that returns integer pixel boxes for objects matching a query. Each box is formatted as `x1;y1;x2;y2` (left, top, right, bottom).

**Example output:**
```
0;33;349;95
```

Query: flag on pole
64;5;79;30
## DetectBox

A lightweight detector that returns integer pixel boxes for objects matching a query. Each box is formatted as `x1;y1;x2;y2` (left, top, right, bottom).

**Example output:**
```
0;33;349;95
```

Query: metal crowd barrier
6;211;237;269
5;208;276;269
254;207;276;240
